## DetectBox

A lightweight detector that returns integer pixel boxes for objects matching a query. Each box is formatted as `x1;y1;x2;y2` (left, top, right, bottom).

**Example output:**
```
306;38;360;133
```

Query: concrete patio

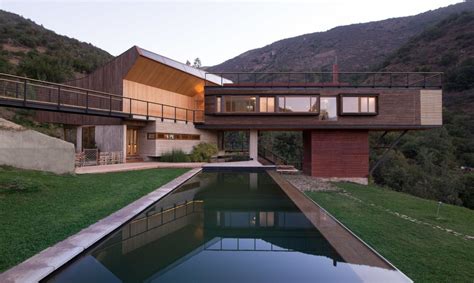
75;162;205;174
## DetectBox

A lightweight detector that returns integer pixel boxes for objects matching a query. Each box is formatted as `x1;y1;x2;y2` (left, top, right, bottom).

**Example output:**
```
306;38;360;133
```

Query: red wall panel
303;130;369;178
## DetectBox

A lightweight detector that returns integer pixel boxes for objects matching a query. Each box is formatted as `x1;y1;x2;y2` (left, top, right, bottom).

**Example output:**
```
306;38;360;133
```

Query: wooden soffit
124;56;209;97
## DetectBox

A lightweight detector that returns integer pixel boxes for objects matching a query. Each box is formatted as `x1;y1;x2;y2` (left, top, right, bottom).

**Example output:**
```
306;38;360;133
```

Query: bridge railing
0;73;204;123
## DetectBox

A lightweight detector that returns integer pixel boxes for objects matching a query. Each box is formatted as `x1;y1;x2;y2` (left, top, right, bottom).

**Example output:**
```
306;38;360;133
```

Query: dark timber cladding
35;47;139;124
303;130;369;178
200;87;425;130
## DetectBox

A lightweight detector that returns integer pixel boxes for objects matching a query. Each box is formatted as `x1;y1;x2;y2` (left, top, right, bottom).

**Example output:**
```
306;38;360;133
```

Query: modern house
0;46;443;183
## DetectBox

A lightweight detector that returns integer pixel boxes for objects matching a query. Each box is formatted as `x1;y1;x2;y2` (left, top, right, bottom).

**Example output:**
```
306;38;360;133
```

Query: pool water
46;172;411;283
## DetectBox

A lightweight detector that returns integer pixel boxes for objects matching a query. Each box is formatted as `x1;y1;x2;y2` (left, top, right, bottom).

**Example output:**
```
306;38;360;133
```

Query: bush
190;143;218;162
160;149;190;162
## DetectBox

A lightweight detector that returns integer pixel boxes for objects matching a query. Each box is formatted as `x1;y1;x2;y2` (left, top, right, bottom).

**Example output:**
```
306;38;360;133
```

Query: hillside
378;11;474;113
0;9;113;82
209;1;474;73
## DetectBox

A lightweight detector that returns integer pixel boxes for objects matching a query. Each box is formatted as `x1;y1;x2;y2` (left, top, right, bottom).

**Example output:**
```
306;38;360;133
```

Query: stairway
258;145;299;173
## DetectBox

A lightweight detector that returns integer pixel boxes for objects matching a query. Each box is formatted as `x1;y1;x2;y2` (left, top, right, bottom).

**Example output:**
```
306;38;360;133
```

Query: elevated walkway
0;73;203;123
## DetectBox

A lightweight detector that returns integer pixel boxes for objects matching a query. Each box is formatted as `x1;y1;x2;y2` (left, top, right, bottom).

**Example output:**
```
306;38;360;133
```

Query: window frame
147;132;200;141
319;96;338;121
338;94;378;116
211;94;320;115
216;96;222;113
277;95;319;114
224;95;257;113
259;96;276;113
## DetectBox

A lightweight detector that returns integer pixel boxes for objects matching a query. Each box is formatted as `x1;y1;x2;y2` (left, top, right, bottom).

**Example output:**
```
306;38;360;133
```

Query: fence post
185;110;188;124
57;85;61;109
174;107;177;123
85;91;89;113
146;102;149;120
161;104;164;121
23;80;27;105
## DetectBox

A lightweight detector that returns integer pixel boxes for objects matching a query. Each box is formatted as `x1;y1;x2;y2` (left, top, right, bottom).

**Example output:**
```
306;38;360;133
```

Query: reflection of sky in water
47;172;411;283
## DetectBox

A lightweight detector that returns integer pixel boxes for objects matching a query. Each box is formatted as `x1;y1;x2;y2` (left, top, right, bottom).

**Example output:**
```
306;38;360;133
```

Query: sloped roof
136;46;231;85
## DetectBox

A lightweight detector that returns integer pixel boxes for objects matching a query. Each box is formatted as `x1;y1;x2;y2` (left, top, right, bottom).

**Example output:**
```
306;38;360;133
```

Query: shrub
160;149;190;162
190;142;218;162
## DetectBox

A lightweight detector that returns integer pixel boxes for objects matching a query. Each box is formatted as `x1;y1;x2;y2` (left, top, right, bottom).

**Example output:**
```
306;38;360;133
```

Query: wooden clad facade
35;46;210;125
200;87;438;130
35;47;140;125
122;80;197;121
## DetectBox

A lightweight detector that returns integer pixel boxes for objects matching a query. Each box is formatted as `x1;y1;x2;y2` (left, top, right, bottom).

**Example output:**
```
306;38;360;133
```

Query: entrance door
126;128;138;156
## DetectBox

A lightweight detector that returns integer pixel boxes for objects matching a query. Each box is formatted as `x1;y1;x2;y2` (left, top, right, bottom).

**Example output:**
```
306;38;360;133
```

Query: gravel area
281;173;340;192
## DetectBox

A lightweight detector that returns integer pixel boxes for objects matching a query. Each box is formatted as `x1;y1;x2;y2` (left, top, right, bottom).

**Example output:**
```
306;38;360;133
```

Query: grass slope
0;166;188;272
307;182;474;283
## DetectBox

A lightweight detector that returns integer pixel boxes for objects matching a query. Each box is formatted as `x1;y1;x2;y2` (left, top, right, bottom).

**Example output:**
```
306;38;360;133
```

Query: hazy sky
0;0;463;66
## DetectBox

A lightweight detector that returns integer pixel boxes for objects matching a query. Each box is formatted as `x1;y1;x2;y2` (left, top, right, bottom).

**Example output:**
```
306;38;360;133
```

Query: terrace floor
75;162;205;174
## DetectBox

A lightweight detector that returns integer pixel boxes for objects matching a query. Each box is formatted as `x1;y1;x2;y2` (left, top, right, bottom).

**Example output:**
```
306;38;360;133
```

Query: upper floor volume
200;69;443;130
0;46;443;131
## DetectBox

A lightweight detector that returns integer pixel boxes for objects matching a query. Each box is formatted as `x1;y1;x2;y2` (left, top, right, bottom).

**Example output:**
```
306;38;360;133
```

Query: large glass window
319;97;338;121
278;96;318;113
259;97;275;112
147;133;200;140
341;96;377;114
225;96;256;112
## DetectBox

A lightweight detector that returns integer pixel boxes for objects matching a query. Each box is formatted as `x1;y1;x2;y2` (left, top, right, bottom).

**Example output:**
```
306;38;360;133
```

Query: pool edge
267;171;414;283
0;168;202;283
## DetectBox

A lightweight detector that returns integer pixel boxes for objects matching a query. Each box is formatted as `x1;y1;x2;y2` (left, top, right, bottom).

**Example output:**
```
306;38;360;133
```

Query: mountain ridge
209;1;474;73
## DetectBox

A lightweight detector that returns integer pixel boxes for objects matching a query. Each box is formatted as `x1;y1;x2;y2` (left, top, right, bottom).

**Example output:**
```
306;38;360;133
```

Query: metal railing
0;73;204;123
205;71;443;89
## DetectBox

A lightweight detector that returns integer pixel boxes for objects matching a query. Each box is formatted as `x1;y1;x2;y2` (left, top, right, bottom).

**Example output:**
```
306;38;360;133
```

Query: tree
186;60;191;66
193;57;201;68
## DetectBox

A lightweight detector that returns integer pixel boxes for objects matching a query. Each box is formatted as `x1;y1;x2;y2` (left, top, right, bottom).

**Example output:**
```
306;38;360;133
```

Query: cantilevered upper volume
200;71;443;131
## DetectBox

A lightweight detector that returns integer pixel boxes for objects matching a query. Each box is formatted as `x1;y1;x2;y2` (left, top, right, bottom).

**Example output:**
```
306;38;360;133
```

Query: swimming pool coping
0;168;202;283
268;171;414;283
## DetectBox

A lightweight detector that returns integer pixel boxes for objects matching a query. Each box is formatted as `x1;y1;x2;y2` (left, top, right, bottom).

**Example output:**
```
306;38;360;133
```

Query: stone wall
0;118;75;174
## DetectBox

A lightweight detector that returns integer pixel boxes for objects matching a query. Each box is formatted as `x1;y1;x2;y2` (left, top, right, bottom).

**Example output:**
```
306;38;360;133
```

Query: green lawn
307;182;474;283
0;166;189;272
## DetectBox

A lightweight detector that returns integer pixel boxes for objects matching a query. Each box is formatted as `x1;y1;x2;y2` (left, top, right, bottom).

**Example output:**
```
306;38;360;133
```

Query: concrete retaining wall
0;118;75;174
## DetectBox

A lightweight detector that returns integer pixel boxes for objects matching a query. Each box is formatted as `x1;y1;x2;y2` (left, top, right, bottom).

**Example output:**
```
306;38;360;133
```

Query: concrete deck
203;160;262;167
75;162;205;174
203;160;276;171
0;168;202;283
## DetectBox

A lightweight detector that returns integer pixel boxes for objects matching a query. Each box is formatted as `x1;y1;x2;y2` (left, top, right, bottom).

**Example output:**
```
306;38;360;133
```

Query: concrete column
249;130;258;161
76;126;82;153
122;125;127;163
